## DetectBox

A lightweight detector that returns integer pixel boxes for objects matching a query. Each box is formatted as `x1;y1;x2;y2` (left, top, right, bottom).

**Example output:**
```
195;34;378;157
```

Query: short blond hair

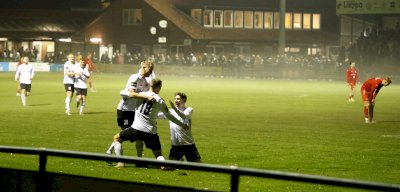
141;60;154;71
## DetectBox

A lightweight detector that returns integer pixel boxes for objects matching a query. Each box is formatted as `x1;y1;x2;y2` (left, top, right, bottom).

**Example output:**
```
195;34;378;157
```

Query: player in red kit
85;53;97;92
346;61;360;102
360;77;391;123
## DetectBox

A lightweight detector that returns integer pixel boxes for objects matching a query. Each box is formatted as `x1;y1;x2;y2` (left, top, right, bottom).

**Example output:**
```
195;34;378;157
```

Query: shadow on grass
83;111;113;115
378;120;400;123
28;104;51;106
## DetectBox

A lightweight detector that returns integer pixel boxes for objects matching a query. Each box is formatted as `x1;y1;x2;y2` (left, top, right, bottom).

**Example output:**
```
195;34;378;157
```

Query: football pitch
0;72;399;191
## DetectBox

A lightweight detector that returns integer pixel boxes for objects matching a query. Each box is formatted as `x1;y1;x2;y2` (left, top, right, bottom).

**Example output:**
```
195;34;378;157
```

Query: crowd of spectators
0;46;39;62
1;24;398;78
346;24;400;67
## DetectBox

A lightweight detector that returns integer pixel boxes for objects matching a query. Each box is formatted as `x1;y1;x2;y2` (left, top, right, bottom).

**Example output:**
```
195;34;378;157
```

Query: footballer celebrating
107;78;189;168
74;57;91;115
108;60;155;161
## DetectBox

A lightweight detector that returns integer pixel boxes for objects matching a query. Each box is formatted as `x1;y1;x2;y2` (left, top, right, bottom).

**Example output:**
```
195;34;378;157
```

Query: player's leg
111;133;124;167
184;145;202;163
113;128;138;168
361;89;371;123
79;95;86;115
168;146;184;161
20;84;26;107
363;100;369;123
136;140;144;157
88;77;96;92
348;83;355;102
64;84;73;115
16;84;21;96
369;102;374;123
146;134;167;169
79;89;87;115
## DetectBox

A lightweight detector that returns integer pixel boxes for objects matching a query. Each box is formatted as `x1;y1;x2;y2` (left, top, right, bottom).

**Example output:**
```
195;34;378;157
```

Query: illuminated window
244;11;254;29
312;13;321;30
224;10;233;28
303;13;311;30
214;10;223;28
204;10;213;27
122;9;142;26
234;11;243;28
191;9;202;24
308;47;321;55
285;13;292;29
273;12;279;29
264;12;273;29
293;13;302;29
254;11;263;29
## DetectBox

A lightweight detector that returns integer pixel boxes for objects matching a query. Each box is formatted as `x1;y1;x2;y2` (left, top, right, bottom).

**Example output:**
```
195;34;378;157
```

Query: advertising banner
0;62;9;71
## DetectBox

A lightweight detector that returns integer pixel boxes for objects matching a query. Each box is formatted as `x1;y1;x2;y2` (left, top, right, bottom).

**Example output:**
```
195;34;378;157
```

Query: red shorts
361;89;372;101
348;82;356;89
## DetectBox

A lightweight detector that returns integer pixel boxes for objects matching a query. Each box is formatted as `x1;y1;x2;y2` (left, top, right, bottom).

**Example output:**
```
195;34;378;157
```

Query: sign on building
336;0;400;14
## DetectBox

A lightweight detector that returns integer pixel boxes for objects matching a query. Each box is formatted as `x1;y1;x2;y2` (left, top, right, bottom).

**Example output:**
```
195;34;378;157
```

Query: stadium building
85;0;340;62
0;0;399;68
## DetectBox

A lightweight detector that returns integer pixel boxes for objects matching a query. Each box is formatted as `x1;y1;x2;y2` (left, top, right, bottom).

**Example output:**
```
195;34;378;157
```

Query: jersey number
139;100;153;115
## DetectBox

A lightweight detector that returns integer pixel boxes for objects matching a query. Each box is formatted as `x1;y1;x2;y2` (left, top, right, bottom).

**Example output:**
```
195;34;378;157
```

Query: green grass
1;72;399;191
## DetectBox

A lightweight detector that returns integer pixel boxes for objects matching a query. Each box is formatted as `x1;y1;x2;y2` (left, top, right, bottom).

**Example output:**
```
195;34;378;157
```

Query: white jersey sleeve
169;107;195;146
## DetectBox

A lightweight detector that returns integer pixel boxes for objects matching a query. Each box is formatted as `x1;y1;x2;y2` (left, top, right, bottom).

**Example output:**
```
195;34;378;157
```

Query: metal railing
0;145;399;192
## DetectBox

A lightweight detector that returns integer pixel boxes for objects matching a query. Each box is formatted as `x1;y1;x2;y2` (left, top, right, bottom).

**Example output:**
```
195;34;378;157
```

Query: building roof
0;1;103;41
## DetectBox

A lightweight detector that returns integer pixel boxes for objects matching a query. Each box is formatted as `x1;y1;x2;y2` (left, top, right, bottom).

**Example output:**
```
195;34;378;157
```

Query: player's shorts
116;110;135;129
20;83;31;92
64;84;74;92
169;144;201;162
361;89;372;101
348;82;356;89
119;128;161;150
75;88;87;96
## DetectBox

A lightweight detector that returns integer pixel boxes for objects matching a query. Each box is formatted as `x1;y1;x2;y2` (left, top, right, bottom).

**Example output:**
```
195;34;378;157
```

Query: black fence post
230;166;239;192
37;149;48;192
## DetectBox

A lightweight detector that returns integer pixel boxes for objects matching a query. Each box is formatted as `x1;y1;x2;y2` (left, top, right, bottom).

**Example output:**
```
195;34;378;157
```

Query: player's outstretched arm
161;104;189;130
169;100;187;120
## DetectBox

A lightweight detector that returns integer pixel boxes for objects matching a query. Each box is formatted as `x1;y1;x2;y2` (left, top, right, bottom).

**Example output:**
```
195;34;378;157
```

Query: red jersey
346;67;359;84
85;58;96;72
361;77;384;99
